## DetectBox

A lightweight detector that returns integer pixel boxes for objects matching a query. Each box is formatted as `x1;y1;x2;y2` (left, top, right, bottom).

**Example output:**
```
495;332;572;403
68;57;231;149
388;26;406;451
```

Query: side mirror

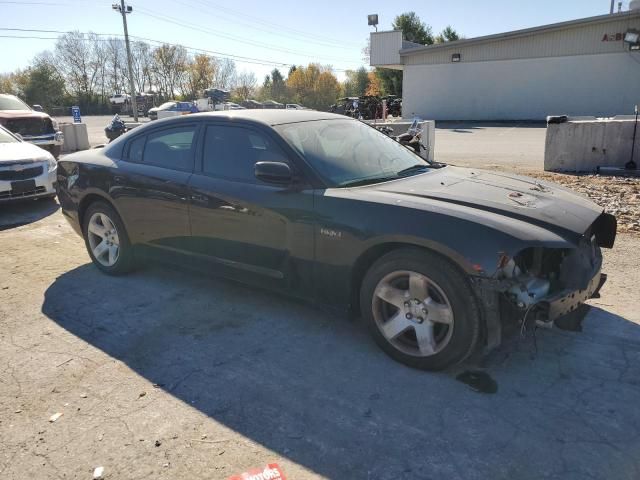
32;105;44;112
254;161;293;184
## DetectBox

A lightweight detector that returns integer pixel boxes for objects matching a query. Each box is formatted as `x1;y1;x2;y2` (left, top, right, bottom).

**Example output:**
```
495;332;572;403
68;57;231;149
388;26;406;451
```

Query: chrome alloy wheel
87;212;120;267
372;270;454;357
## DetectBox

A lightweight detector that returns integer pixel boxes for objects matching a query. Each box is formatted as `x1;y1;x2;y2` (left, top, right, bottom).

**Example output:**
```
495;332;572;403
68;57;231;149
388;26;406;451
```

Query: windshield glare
276;119;429;187
0;127;19;143
0;95;30;111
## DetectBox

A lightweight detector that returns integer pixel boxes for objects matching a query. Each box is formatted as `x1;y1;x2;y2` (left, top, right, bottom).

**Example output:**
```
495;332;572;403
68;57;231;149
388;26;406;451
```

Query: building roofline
399;10;640;55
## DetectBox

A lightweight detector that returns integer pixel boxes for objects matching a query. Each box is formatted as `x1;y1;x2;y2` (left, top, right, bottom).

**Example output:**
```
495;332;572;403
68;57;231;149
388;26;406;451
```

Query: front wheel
360;248;481;371
83;202;135;275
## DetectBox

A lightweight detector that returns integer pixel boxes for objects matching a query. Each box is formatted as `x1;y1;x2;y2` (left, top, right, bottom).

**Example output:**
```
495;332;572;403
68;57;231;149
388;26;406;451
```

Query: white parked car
109;93;131;105
148;101;198;121
286;103;307;110
0;125;57;201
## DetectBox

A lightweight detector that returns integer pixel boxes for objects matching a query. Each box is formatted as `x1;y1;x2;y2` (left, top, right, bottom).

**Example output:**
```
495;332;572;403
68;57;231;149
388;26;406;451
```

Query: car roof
103;110;354;158
187;110;348;126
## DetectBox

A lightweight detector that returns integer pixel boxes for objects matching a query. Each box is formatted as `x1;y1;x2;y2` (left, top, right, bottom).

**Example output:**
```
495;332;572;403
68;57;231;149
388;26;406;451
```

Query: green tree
270;68;287;103
342;66;370;97
287;64;339;110
435;25;461;43
393;11;434;45
23;60;66;111
374;12;462;98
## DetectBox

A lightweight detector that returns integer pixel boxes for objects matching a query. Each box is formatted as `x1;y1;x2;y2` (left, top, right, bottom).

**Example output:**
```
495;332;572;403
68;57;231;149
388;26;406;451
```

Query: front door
187;122;315;295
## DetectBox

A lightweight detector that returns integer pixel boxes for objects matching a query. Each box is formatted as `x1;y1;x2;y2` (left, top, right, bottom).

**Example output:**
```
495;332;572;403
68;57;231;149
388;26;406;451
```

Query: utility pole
611;0;615;14
113;1;138;121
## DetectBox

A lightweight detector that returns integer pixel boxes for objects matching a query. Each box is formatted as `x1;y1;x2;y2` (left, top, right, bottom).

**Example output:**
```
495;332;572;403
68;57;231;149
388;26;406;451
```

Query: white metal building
370;8;640;120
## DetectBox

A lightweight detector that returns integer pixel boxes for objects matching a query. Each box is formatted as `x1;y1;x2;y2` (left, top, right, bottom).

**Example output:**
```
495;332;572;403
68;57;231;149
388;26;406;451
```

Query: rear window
142;126;197;172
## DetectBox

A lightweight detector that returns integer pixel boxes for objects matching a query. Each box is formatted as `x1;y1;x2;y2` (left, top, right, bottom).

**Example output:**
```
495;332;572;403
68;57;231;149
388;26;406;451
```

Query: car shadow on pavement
41;263;640;479
0;197;59;231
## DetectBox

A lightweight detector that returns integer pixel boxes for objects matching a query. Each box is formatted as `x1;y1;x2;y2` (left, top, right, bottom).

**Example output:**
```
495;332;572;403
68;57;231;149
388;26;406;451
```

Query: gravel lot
2;123;640;479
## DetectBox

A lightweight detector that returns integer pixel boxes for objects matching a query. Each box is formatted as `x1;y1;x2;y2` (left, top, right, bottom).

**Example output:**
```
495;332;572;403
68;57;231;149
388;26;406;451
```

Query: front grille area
0;165;43;181
4;117;54;136
0;186;46;199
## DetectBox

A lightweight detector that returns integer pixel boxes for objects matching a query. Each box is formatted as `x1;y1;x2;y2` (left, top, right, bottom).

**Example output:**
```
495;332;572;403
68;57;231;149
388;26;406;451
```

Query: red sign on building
602;32;623;41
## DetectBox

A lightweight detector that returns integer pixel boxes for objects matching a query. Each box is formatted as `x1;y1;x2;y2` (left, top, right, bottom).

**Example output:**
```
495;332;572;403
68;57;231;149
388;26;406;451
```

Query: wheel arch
78;191;124;233
349;238;478;318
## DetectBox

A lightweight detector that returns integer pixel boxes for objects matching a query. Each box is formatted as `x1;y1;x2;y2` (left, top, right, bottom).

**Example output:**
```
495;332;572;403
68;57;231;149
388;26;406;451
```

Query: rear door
187;121;315;295
112;123;199;251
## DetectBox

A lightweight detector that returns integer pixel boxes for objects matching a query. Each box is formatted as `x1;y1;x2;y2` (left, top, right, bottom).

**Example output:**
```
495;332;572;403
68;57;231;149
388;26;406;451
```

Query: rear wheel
360;248;481;371
83;202;135;275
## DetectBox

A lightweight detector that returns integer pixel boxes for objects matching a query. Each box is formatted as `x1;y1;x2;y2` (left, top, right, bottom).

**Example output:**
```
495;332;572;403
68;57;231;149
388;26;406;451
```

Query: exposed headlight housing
47;156;57;172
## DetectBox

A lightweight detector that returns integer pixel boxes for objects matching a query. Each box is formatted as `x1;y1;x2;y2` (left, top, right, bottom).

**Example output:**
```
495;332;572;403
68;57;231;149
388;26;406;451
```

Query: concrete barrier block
61;123;90;153
60;123;76;152
545;118;640;172
73;123;90;151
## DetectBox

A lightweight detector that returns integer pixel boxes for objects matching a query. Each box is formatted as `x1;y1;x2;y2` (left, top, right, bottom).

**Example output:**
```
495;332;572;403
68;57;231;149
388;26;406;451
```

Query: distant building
370;8;640;120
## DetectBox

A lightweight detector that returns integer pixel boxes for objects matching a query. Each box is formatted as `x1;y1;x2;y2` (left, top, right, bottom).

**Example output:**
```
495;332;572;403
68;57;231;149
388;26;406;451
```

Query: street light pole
114;0;138;121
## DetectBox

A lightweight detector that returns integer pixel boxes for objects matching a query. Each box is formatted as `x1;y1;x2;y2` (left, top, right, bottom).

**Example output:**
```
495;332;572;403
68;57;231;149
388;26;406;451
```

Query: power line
0;29;353;71
170;0;360;49
180;0;360;48
0;1;71;4
133;6;361;64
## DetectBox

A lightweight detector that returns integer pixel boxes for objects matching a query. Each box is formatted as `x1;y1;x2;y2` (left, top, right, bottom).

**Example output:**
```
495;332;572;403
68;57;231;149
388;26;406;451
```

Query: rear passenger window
128;135;146;163
202;125;289;183
142;126;197;172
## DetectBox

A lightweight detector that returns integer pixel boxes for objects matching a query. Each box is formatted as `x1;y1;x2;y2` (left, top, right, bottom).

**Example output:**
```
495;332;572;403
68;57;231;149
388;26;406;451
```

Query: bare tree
212;58;236;90
105;38;127;95
151;44;188;99
131;41;153;94
233;71;257;101
182;54;216;99
54;31;101;101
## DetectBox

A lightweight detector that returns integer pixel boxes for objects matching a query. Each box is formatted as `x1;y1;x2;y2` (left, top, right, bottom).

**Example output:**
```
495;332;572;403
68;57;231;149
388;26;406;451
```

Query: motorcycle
375;118;430;160
104;114;128;142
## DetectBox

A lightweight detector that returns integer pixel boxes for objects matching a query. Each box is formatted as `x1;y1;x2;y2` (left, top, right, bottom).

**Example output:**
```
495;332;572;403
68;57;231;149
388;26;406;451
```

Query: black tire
82;201;135;275
360;248;481;371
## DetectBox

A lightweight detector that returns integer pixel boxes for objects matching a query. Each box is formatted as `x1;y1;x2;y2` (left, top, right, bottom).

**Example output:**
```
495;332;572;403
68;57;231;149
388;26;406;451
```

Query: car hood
0;142;53;165
0;110;50;120
366;166;602;237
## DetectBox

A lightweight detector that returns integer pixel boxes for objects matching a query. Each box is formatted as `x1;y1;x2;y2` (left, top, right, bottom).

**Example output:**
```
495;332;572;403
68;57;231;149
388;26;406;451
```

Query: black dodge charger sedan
56;111;616;370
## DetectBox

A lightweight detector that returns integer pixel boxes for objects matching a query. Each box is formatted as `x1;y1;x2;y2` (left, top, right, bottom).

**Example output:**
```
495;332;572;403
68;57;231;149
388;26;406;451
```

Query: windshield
0;127;19;143
0;95;30;111
276;119;433;187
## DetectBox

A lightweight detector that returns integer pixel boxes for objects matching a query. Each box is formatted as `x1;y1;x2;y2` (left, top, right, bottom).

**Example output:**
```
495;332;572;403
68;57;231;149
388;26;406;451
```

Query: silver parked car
0;125;57;202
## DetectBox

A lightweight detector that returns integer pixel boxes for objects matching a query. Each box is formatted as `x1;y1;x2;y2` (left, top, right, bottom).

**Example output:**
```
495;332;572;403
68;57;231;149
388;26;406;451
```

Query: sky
0;0;632;83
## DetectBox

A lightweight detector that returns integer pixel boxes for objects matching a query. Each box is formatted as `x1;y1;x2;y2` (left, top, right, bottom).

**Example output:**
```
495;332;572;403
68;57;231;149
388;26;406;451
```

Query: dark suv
0;94;64;158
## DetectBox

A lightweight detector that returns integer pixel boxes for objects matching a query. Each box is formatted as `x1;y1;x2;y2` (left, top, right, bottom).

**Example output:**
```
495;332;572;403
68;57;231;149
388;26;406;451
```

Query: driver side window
202;125;289;183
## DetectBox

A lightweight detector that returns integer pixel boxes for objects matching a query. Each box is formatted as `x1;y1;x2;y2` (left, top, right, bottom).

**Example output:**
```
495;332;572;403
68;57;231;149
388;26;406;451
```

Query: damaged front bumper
544;264;603;322
473;212;616;349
